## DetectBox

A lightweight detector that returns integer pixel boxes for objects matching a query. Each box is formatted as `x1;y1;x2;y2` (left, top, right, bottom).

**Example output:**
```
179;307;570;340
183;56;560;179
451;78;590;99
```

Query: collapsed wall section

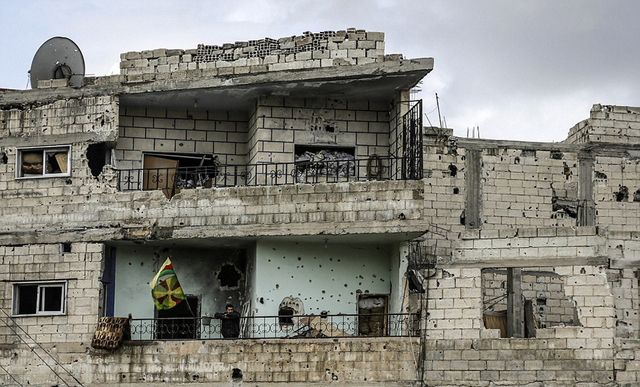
566;104;640;145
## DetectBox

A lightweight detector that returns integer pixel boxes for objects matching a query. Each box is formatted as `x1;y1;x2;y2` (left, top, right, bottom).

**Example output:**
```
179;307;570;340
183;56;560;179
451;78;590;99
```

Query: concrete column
578;153;595;226
507;268;524;338
465;149;482;229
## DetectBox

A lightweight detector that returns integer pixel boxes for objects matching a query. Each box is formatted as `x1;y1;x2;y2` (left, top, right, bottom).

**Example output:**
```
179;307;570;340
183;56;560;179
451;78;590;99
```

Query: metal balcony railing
128;313;420;341
116;156;415;192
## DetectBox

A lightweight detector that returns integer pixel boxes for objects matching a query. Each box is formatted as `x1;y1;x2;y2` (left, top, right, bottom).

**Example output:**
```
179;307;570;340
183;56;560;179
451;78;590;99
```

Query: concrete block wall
0;179;425;237
116;106;249;170
248;96;391;165
566;104;640;145
421;264;618;386
594;154;640;231
422;136;467;255
0;243;103;345
0;142;110;206
119;29;387;81
0;338;419;386
481;147;579;229
453;226;605;264
605;230;640;339
0;96;117;139
425;268;491;340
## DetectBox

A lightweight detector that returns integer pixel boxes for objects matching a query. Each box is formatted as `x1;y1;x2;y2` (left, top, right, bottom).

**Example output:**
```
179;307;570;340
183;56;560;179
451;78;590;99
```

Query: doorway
155;295;200;340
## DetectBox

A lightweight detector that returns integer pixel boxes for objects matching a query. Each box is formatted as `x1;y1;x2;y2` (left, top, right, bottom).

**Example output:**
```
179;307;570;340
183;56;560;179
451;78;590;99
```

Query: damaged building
1;29;640;387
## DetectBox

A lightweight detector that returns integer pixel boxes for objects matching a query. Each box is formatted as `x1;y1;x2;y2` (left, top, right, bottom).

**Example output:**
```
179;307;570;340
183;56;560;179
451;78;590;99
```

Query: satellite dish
30;37;85;88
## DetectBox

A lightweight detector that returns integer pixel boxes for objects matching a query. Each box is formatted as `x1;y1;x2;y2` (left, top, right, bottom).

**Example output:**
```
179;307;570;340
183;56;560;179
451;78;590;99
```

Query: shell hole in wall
217;264;242;289
616;186;629;202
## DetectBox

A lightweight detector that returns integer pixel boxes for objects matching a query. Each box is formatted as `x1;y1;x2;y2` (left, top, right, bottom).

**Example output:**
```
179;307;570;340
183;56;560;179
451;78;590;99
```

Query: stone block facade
2;29;640;387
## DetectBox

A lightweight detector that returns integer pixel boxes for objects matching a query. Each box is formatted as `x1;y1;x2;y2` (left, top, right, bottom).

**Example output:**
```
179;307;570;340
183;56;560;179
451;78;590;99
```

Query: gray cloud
2;0;638;142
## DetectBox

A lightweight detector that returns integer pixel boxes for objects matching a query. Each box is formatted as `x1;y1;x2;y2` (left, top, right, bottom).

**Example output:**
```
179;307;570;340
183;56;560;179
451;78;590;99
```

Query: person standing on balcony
215;304;240;338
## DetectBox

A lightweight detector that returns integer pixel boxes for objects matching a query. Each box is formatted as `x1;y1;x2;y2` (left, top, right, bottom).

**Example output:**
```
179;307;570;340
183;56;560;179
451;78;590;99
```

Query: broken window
294;145;355;182
16;146;70;178
482;268;579;338
12;281;66;316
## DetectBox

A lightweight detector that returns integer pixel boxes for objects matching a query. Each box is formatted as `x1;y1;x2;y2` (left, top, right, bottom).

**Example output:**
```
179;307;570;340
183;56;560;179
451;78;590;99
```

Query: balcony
116;156;415;194
128;313;419;341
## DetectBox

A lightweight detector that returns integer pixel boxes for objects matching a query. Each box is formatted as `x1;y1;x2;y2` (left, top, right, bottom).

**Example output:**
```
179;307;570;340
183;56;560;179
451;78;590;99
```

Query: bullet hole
276;284;279;289
344;284;348;287
0;153;7;164
634;190;640;202
398;213;406;220
217;264;242;288
580;267;586;274
298;257;302;260
563;162;572;180
232;369;243;380
551;151;564;160
448;164;457;177
453;187;459;194
61;243;72;253
192;375;199;381
616;186;629;202
259;298;264;304
514;157;520;165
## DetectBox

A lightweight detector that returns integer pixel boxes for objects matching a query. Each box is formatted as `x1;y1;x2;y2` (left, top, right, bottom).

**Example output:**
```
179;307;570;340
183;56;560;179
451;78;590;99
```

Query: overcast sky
2;0;638;142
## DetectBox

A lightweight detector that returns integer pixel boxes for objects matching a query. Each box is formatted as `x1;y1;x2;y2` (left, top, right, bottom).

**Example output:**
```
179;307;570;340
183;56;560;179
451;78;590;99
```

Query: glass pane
17;285;37;314
41;286;63;312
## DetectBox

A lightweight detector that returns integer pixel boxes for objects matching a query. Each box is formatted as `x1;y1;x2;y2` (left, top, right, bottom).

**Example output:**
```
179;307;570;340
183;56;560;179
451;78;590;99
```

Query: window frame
15;145;72;179
12;281;67;317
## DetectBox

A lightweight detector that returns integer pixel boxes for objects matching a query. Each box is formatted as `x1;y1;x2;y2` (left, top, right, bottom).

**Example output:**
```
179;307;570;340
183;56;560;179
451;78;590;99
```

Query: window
12;282;66;316
16;146;71;178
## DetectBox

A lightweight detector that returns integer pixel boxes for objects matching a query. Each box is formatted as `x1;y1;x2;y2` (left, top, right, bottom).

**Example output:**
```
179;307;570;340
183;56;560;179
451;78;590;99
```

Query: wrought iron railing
116;156;411;192
128;313;419;341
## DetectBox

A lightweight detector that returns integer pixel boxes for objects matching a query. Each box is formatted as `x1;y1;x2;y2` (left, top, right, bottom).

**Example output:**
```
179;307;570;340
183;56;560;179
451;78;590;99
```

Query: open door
155;295;200;340
357;294;388;336
143;155;179;199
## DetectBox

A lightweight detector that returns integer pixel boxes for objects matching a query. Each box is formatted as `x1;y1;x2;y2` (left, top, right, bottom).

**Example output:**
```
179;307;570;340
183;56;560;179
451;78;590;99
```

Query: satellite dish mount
30;37;85;88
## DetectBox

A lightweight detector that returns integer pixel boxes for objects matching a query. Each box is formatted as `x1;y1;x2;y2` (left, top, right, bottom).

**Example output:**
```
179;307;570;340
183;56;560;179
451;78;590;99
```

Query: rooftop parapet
116;28;394;83
565;104;640;145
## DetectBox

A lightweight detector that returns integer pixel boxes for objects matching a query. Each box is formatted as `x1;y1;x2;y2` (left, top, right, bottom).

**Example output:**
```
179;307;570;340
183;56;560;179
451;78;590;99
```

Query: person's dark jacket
214;311;240;338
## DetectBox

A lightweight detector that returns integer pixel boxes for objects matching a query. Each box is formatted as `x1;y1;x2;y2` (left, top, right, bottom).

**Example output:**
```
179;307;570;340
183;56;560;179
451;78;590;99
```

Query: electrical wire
0;309;84;387
0;362;23;387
